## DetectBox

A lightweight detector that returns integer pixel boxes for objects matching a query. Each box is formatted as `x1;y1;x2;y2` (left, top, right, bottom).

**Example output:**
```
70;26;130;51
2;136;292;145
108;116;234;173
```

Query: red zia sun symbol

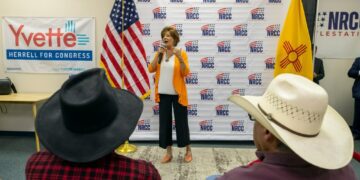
280;41;307;72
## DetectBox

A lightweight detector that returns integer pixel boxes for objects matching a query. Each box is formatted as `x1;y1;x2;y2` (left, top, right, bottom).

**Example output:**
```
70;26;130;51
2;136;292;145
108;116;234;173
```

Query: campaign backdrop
315;0;360;59
2;17;96;73
130;0;290;141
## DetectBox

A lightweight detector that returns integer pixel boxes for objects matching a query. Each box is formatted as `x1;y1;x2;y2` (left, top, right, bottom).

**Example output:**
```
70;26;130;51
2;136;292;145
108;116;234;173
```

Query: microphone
158;52;163;64
158;41;166;64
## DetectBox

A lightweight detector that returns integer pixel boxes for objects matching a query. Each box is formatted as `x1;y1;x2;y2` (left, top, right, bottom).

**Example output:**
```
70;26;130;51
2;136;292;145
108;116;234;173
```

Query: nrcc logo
201;57;215;69
218;8;232;20
236;0;249;3
217;41;231;53
216;73;230;85
187;104;198;116
232;88;246;96
317;11;360;37
251;8;265;20
137;119;151;131
152;104;160;115
266;24;280;37
170;0;183;3
233;57;247;69
200;88;214;101
201;24;216;36
249;41;263;53
216;104;229;116
186;72;199;85
199;120;213;131
231;120;245;132
185;40;199;52
203;0;216;3
171;24;183;36
153;7;167;20
248;73;262;85
152;40;161;52
185;7;200;20
268;0;281;3
264;57;275;69
141;23;151;36
234;24;248;37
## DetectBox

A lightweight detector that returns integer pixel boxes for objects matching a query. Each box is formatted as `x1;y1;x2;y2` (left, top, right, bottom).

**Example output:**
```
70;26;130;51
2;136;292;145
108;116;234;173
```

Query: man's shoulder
27;151;59;164
315;57;323;62
26;151;160;179
218;162;271;180
109;154;160;178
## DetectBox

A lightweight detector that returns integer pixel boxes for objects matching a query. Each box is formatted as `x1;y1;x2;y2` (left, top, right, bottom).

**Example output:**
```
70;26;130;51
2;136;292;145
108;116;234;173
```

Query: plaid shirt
26;151;161;180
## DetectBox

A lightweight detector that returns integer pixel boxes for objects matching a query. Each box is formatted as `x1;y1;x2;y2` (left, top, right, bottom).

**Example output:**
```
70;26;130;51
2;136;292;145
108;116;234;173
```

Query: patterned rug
126;146;257;180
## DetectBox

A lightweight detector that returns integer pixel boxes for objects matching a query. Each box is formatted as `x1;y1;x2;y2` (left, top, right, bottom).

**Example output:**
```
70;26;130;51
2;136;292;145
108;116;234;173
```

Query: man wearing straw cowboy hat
25;68;160;179
218;74;356;179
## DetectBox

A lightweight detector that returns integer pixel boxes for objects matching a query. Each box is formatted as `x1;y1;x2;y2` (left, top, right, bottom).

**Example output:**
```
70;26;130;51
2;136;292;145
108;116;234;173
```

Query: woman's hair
161;26;180;46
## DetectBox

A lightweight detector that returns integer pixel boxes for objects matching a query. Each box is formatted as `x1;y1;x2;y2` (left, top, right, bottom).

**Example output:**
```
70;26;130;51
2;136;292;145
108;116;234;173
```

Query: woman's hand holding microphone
158;41;166;64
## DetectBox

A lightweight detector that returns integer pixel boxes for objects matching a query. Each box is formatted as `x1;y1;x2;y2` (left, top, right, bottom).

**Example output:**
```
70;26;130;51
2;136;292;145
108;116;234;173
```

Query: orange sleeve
180;50;190;77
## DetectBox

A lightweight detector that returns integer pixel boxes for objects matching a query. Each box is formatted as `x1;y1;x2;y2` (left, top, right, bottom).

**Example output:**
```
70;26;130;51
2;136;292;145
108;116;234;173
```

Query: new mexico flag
274;0;313;80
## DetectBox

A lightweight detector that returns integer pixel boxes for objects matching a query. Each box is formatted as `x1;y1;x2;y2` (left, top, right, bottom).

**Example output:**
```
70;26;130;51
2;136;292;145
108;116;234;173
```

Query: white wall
0;0;356;131
321;58;355;125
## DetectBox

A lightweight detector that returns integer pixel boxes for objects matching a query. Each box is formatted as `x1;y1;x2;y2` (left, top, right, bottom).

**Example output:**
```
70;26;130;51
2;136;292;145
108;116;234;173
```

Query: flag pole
115;0;137;154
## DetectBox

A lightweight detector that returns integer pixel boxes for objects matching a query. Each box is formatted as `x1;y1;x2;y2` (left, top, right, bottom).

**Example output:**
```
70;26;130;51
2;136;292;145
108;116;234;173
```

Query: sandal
161;154;173;163
184;151;192;163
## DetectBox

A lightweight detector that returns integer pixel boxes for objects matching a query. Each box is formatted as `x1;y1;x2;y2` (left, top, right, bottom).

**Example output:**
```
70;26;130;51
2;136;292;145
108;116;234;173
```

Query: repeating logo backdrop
131;0;290;141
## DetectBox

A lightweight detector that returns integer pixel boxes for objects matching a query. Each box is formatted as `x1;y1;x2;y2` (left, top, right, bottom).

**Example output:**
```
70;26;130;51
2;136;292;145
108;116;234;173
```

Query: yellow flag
274;0;313;80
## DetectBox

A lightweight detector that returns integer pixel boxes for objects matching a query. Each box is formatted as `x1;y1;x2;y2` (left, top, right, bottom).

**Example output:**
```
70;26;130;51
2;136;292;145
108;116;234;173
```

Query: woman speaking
148;26;192;163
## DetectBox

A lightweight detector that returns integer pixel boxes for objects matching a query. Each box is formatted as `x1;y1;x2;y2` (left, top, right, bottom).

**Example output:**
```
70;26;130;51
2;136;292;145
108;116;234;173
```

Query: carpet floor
125;146;257;180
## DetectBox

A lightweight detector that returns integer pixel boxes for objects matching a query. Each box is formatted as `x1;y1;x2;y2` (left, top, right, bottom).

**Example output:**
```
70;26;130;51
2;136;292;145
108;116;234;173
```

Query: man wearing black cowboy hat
25;68;161;179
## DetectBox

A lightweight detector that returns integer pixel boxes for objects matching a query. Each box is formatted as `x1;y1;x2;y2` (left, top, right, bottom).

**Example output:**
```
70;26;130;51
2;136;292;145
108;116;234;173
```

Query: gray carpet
125;146;257;180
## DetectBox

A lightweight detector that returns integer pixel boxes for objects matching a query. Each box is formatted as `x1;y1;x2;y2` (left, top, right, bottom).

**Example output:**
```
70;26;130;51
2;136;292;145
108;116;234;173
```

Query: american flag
100;0;150;98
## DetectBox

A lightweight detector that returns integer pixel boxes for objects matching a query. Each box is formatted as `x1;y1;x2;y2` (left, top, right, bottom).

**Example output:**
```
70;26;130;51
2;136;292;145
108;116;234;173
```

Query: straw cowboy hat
229;73;353;169
36;68;143;163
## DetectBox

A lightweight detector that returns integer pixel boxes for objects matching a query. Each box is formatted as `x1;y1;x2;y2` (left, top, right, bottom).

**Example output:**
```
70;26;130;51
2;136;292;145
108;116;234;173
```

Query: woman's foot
161;146;172;163
161;154;173;163
184;146;192;163
184;150;192;163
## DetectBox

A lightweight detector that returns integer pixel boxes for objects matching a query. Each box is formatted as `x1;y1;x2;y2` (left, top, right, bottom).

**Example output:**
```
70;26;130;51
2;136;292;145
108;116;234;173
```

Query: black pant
159;94;190;149
353;98;360;134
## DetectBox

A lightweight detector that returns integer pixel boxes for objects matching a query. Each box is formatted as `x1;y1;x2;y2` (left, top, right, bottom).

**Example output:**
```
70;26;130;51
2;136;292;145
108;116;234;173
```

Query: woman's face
162;31;175;48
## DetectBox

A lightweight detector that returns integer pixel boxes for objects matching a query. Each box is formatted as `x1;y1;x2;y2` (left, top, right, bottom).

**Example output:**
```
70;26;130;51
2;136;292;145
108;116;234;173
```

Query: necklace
165;51;173;62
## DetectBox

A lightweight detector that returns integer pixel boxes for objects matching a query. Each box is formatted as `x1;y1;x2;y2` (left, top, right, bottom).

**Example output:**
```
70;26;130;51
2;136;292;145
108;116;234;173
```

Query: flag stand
114;0;138;155
115;140;137;154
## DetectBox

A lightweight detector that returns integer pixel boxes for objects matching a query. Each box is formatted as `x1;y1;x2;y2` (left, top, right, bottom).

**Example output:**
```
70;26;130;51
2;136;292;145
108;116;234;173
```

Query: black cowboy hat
36;68;143;162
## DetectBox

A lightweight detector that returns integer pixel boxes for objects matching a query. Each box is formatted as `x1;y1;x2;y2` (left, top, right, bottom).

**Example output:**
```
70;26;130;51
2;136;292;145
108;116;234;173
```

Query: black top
348;57;360;99
313;57;325;84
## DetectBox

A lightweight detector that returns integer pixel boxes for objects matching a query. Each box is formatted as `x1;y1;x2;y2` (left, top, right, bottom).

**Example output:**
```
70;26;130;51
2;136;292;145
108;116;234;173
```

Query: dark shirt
313;57;325;84
218;151;356;180
26;151;161;180
348;57;360;99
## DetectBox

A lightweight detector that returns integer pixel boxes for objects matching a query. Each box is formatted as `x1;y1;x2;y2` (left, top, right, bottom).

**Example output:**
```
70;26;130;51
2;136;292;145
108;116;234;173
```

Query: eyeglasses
248;113;256;121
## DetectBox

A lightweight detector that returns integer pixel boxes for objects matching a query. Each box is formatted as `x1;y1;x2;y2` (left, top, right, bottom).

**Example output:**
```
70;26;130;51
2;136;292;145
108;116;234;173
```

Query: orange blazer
148;50;190;106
